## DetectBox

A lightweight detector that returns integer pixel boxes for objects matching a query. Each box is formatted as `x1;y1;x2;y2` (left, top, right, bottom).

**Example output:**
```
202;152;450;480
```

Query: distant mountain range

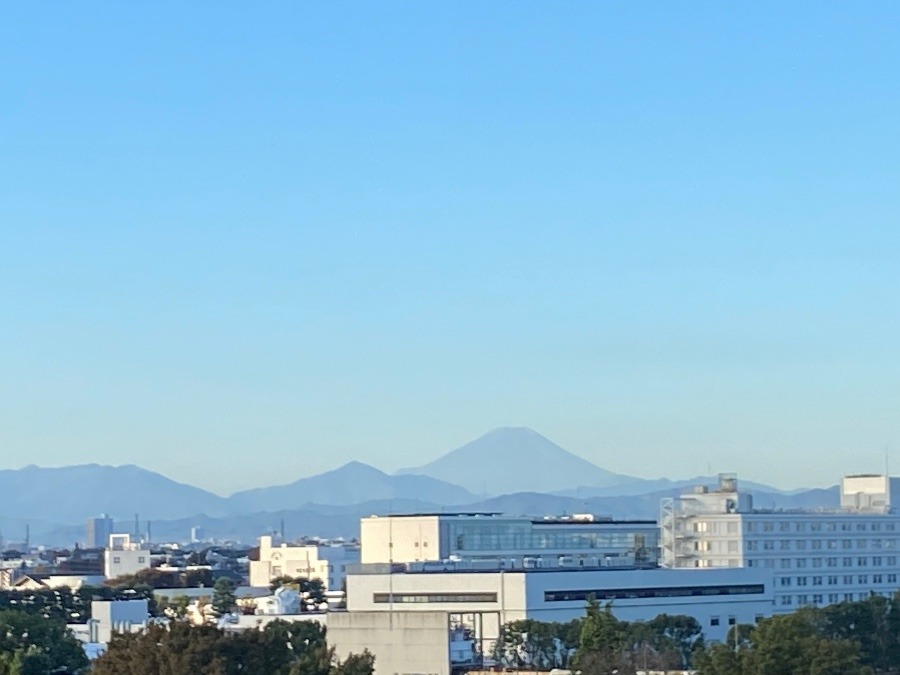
0;427;855;547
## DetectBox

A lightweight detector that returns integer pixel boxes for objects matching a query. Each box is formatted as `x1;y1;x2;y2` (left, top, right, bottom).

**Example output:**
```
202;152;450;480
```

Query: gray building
86;515;114;549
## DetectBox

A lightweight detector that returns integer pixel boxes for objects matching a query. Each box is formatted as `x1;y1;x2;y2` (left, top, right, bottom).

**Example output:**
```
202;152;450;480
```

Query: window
798;595;809;605
874;575;883;584
728;541;739;553
746;522;756;533
727;522;738;534
812;559;822;568
812;540;822;550
859;575;869;584
728;616;736;625
779;577;792;587
827;557;838;567
797;577;808;586
844;575;854;584
543;583;766;603
780;559;791;569
764;541;775;551
873;556;882;566
827;540;837;550
710;616;720;626
138;557;145;564
780;522;791;532
796;558;807;568
795;522;806;532
796;540;807;550
780;596;793;606
780;540;791;550
828;576;838;585
746;541;758;551
374;592;497;604
842;540;853;549
858;557;868;567
858;540;868;550
113;556;121;564
813;576;823;586
843;557;853;567
888;574;897;583
813;594;823;604
857;523;868;531
764;523;774;532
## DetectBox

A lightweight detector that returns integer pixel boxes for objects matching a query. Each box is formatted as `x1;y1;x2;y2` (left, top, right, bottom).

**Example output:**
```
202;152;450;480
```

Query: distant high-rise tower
86;514;114;549
190;526;204;544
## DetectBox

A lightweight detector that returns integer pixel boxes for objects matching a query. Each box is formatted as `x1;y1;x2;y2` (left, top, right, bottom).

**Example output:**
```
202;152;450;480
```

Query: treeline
495;597;703;673
0;585;156;624
697;594;900;675
92;620;372;675
501;593;900;675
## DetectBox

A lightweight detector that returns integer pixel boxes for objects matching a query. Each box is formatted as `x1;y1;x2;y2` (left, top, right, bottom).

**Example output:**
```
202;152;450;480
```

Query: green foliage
0;609;88;675
91;618;371;675
211;577;236;617
694;605;869;675
268;575;327;611
106;567;214;590
0;584;155;623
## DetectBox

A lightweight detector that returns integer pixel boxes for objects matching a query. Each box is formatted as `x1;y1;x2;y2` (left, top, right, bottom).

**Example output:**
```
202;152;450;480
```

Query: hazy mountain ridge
227;461;476;512
1;428;854;545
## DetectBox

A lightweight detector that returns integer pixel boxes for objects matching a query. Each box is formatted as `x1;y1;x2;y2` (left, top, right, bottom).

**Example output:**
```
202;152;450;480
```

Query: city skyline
3;3;900;494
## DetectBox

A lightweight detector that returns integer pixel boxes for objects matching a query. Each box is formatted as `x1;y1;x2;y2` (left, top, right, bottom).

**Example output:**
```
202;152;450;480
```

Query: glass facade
445;519;659;561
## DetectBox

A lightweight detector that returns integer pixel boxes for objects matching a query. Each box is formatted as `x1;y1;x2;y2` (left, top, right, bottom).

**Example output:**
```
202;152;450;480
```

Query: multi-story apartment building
661;473;898;611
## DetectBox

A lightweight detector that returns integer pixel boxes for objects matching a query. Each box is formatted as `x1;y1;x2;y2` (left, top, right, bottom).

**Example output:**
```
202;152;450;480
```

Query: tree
333;649;375;675
644;613;703;668
573;596;628;675
0;609;88;675
212;577;237;617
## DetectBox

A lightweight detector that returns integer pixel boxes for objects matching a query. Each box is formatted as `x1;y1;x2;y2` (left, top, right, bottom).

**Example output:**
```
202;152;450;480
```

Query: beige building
249;536;359;590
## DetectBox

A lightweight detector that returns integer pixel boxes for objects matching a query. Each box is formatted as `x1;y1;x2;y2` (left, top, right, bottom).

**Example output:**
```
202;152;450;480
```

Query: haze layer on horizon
2;2;899;494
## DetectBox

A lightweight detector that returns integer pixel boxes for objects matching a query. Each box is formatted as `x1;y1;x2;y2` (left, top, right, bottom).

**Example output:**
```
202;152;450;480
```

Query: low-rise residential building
103;534;151;579
248;536;359;590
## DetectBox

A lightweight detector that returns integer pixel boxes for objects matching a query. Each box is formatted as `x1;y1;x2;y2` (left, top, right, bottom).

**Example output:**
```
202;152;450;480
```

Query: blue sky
2;2;899;494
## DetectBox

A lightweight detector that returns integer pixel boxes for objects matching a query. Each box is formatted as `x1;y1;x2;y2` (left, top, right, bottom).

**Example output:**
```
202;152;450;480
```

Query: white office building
361;512;659;568
661;473;900;611
103;534;151;580
249;535;359;590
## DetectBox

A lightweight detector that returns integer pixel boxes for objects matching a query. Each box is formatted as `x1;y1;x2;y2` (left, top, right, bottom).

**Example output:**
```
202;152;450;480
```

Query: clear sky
2;2;899;495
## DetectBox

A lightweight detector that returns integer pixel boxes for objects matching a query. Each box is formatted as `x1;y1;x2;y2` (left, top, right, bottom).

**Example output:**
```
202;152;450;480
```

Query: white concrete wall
91;599;149;644
103;548;150;579
361;516;442;564
329;610;451;675
346;567;774;645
